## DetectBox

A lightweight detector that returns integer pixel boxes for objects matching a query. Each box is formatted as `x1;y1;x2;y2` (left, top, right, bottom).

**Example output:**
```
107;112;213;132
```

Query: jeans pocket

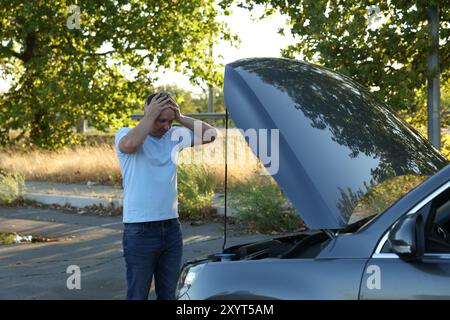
172;220;183;246
124;223;145;236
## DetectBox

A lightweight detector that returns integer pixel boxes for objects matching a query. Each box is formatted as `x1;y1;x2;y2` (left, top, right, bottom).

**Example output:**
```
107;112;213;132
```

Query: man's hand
166;96;182;121
144;93;173;121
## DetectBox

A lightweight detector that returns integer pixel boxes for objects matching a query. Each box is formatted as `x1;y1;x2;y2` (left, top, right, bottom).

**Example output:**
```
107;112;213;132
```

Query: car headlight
176;263;205;298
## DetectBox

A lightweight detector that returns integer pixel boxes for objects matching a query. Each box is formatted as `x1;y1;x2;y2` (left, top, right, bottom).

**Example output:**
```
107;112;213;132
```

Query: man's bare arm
119;116;154;154
177;115;218;146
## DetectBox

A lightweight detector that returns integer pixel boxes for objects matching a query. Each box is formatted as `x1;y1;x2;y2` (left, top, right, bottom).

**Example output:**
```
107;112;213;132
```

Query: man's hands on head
119;91;218;154
144;93;175;121
119;93;176;154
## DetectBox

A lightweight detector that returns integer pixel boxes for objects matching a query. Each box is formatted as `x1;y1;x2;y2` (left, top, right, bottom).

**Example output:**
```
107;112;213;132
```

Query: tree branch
91;50;116;56
20;32;36;63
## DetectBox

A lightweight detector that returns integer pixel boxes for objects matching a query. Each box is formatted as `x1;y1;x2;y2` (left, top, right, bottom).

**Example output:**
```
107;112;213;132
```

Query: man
115;92;217;300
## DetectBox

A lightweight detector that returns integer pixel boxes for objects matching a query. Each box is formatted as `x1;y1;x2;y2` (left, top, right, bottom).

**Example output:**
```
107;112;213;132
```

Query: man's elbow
119;138;139;154
203;127;218;144
209;128;218;142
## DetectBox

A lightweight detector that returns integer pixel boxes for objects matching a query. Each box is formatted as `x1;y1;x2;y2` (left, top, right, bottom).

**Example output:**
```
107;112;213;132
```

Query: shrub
229;173;304;233
0;169;26;204
177;164;217;219
0;232;17;244
352;174;428;219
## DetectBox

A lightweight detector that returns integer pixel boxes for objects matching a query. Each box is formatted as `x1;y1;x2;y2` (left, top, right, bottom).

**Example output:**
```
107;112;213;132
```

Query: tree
222;0;449;115
0;0;235;149
195;86;226;113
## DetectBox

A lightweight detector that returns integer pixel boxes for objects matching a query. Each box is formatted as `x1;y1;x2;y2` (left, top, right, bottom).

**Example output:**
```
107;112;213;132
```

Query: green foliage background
224;0;449;114
0;0;235;149
1;0;448;158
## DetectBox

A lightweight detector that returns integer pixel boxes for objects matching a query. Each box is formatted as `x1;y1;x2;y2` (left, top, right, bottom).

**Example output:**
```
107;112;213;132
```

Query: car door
360;183;450;299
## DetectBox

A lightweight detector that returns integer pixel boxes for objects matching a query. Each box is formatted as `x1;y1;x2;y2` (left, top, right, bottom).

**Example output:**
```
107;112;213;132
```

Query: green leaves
236;0;449;115
0;0;233;149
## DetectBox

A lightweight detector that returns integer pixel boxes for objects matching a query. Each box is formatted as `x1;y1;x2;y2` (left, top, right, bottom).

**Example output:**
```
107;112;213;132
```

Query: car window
434;198;450;226
426;188;450;253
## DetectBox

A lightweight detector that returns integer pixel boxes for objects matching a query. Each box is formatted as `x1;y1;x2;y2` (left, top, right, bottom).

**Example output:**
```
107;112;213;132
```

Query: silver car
177;58;450;300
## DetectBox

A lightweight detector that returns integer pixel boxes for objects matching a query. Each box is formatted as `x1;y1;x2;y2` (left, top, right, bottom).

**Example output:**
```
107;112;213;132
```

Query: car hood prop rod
222;109;229;252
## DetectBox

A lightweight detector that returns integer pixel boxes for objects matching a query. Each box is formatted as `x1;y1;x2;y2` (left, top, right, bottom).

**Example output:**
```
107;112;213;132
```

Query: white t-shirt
115;126;193;223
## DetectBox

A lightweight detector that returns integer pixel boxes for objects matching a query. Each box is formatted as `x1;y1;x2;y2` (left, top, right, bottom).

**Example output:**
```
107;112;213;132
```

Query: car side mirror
388;213;424;260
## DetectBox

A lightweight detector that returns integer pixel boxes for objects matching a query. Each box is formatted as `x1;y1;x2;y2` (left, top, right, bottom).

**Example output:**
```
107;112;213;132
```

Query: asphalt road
0;206;267;300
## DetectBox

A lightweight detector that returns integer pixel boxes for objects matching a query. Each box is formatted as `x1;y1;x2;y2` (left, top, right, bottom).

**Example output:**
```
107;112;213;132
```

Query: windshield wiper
336;214;378;236
320;215;378;240
321;229;337;240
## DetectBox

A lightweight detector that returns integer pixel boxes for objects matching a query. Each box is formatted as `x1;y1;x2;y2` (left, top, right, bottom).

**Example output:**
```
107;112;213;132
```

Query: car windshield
348;174;430;224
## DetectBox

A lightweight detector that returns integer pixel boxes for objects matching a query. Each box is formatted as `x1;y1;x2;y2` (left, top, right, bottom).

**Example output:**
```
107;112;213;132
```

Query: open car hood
224;58;448;229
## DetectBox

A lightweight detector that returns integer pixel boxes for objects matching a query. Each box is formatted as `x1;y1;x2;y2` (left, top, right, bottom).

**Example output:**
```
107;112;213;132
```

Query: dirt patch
6;197;122;217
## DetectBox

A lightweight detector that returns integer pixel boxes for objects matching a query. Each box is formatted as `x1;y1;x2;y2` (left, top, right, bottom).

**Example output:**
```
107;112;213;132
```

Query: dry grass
2;127;448;189
0;129;263;187
0;144;122;185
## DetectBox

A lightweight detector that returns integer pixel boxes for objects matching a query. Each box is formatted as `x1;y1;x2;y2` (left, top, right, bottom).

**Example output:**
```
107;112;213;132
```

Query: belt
125;218;178;227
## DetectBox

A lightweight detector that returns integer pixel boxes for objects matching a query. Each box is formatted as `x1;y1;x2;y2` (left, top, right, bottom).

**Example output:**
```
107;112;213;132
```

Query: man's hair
145;92;170;106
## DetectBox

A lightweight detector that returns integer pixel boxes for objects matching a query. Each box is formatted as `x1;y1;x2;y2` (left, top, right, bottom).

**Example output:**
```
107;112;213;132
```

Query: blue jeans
123;219;183;300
